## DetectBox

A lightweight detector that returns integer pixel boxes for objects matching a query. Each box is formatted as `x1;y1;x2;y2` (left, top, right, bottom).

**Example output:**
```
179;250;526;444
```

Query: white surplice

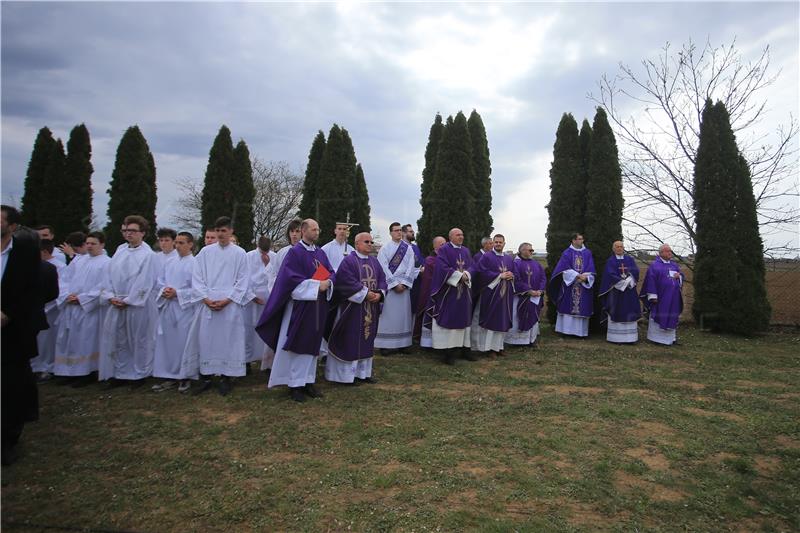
181;242;250;378
98;244;158;380
152;249;178;288
31;258;66;373
505;294;541;345
242;248;276;364
153;253;197;379
53;254;110;376
321;239;355;272
471;251;508;352
606;255;639;343
431;246;472;349
374;240;416;349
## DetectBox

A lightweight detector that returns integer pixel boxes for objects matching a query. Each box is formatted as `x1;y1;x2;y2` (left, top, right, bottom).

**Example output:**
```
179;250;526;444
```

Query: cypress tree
298;130;326;220
200;125;236;240
584;107;623;332
316;124;355;246
104;126;158;251
730;152;771;333
20;127;56;227
578;119;593;234
232;139;255;250
692;100;739;330
61;124;94;237
39;139;67;240
428;112;477;248
417;113;444;253
467;110;493;246
351;163;371;237
545;113;583;323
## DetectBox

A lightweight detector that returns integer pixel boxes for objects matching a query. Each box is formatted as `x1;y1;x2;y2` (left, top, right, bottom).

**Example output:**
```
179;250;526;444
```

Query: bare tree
590;38;799;264
170;158;303;246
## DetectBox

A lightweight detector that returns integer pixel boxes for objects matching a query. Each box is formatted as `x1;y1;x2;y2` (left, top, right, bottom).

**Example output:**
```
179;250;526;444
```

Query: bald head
432;236;446;253
354;232;374;255
448;228;464;246
658;243;673;261
613;240;624;256
300;218;320;243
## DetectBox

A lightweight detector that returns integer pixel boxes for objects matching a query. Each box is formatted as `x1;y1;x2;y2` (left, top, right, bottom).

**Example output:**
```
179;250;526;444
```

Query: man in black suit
2;205;58;466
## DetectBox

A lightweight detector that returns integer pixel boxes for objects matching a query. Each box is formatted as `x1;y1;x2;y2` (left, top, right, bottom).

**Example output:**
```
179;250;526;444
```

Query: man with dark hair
30;239;67;381
182;216;249;396
54;231;110;385
99;216;157;387
154;228;178;286
374;222;417;355
243;235;276;370
549;233;595;337
36;225;66;265
60;231;88;263
471;234;517;358
268;218;302;291
2;205;56;465
321;223;355;272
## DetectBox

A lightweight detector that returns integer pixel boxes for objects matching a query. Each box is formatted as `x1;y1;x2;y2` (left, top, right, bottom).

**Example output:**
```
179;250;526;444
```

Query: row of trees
20;125;94;243
297;125;371;245
544;108;623;326
417;110;492;254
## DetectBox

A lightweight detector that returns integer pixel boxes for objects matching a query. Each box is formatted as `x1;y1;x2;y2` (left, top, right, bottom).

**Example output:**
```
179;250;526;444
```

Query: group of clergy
31;213;684;403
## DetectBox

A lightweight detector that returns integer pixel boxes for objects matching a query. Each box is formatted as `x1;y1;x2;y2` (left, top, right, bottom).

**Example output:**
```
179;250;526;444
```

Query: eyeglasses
361;240;374;244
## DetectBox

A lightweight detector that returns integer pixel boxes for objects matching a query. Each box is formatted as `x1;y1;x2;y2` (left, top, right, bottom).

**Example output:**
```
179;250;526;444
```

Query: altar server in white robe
243;236;276;367
321;222;355;272
152;232;197;393
31;239;66;379
182;216;250;396
53;232;110;383
99;216;158;386
36;225;67;265
268;218;302;292
153;227;178;284
374;222;417;354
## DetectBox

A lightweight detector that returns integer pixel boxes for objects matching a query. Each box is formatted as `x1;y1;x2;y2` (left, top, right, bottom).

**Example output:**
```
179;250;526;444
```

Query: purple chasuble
514;257;546;331
426;243;474;330
327;252;387;362
640;259;683;330
548;246;595;318
476;252;517;332
255;242;336;356
599;255;642;323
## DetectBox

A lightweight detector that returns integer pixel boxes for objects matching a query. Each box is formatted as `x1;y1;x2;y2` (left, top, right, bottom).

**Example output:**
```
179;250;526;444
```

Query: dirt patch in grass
613;471;685;502
734;380;787;389
560;500;617;528
672;380;706;391
373;383;424;393
684;407;744;422
542;385;605;395
774;435;800;450
754;455;781;478
624;446;670;471
709;452;739;463
628;421;681;448
615;388;661;399
445;488;479;508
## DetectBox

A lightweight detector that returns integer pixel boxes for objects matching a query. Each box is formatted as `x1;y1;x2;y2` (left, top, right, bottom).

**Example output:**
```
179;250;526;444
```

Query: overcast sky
2;1;798;252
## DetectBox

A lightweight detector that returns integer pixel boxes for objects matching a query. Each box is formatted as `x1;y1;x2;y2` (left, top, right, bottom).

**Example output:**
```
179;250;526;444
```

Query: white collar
355;251;368;259
300;240;316;251
493;250;503;256
1;237;12;255
659;257;671;263
569;244;584;251
615;254;624;260
450;242;461;249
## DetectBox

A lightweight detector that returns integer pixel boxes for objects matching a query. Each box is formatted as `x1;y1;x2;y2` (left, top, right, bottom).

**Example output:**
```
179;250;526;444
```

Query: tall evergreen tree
104;126;158;251
39;139;67;240
298;130;326;220
578;119;593;234
315;124;355;246
467;110;493;245
351;163;371;237
417;113;444;253
200;125;236;240
60;124;94;237
584;107;623;331
232;139;255;250
692;100;740;330
20;127;57;227
428;112;477;249
545;113;584;323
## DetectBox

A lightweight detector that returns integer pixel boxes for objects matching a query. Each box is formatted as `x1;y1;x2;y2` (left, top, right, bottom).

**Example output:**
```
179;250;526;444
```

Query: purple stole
514;257;546;331
426;243;474;330
641;259;683;330
476;252;516;332
255;242;336;356
548;246;595;318
327;253;388;362
599;255;642;323
387;240;409;274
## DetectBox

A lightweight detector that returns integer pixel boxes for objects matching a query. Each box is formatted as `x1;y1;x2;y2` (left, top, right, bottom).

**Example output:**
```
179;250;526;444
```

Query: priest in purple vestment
548;233;596;337
325;232;387;384
471;234;517;357
425;228;476;365
415;236;446;347
599;241;642;343
255;219;335;402
640;244;684;345
505;243;546;347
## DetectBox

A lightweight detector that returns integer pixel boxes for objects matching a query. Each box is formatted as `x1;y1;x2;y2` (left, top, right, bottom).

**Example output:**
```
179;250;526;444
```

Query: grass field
2;325;799;532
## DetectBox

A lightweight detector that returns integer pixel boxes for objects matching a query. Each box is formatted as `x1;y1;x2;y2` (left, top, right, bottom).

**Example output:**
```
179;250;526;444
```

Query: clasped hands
318;279;332;293
366;291;382;303
204;297;232;311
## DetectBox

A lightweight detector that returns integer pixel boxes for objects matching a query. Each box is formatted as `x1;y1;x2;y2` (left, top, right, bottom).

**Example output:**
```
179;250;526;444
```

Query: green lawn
2;325;799;532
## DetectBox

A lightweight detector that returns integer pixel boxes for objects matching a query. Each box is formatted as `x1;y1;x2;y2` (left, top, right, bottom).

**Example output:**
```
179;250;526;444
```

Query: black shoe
397;347;410;355
1;444;18;466
356;377;378;384
192;379;213;396
218;377;232;396
71;375;96;388
304;384;324;398
462;350;479;361
129;379;146;390
245;364;252;376
379;348;393;356
444;349;456;365
290;387;306;403
105;378;127;390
